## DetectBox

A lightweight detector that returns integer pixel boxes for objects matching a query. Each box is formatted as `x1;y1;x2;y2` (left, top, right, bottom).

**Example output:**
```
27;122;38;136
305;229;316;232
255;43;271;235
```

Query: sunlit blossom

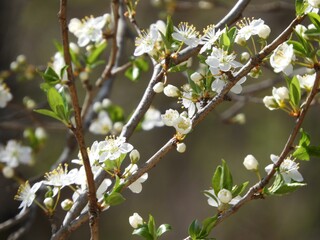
200;25;222;53
161;109;180;126
270;42;295;75
297;73;316;91
141;107;164;130
98;136;133;162
0;140;33;168
124;164;148;194
89;111;113;135
15;181;42;214
129;213;143;228
134;27;159;56
205;189;241;209
265;154;303;183
0;82;13;108
172;22;200;47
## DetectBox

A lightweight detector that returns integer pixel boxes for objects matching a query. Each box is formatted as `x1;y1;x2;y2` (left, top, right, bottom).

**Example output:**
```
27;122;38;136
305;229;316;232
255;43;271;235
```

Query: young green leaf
87;41;107;64
34;109;62;122
295;0;307;16
40;67;61;86
272;182;306;195
231;181;249;198
221;159;233;191
288;76;301;110
199;215;218;238
308;12;320;30
148;215;157;238
132;225;154;240
188;220;202;239
156;224;172;237
211;165;222;195
104;192;126;206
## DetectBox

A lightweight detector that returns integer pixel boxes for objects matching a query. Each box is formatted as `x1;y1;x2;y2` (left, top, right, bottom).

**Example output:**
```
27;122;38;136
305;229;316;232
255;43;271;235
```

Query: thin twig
58;1;98;239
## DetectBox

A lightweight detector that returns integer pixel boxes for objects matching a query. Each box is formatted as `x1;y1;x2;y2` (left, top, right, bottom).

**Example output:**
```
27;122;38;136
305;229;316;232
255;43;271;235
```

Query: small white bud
153;82;164;93
79;71;89;81
69;42;80;54
10;61;19;71
163;84;181;97
240;52;250;63
190;72;202;85
16;55;26;64
2;166;14;178
35;127;47;140
217;189;232;204
257;24;271;39
235;35;246;46
129;213;143;228
243;154;259;171
176;142;186;153
130;149;140;163
113;121;123;133
93;102;102;112
44;197;54;209
263;96;278;110
102;98;112;108
61;199;73;211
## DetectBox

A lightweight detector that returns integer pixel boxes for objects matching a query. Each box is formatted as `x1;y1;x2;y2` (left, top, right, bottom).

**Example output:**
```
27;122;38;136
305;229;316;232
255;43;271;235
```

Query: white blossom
308;0;320;8
173;113;192;134
161;109;180;126
129;213;143;228
190;72;203;85
270;42;295;75
89;111;113;135
0;82;13;108
61;199;73;211
172;22;200;47
263;96;279;110
211;73;246;94
153;82;164;93
265;154;303;183
297;73;316;91
134;26;159;56
200;25;222;53
69;14;110;47
141;107;164;130
206;189;240;208
98;136;133;162
129;149;140;163
15;181;42;214
124;164;148;194
0;140;33;168
205;47;242;75
217;189;233;204
181;91;201;117
236;18;270;41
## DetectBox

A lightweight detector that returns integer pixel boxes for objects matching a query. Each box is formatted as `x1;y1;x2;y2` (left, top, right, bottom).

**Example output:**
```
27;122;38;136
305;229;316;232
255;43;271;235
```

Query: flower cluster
0;82;13;108
69;14;112;47
141;107;164;131
263;86;289;111
270;42;295;75
161;109;192;135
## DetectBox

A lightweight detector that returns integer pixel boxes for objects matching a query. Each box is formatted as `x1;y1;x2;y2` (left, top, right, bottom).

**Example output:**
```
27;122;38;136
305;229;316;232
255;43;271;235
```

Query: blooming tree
0;0;320;239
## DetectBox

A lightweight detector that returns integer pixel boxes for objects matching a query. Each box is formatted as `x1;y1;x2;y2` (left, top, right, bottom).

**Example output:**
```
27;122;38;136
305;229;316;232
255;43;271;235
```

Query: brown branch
57;1;98;239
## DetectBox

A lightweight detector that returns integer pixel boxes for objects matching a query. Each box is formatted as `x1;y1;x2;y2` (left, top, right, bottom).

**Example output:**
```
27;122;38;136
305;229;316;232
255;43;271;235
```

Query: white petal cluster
0;140;33;168
14;181;42;214
98;136;134;162
141;107;164;130
200;25;222;53
161;109;192;135
69;14;111;47
235;18;270;44
270;42;295;75
211;72;246;95
172;22;200;47
263;86;289;110
89;111;113;135
297;73;316;91
243;154;259;171
308;0;320;8
124;164;148;194
265;154;303;183
0;82;13;108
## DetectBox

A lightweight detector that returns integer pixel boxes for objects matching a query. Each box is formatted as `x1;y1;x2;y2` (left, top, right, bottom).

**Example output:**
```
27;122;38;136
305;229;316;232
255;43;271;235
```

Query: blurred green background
1;0;320;239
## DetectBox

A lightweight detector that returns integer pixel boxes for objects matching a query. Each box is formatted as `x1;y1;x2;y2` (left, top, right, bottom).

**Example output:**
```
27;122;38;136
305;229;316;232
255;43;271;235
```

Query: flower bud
240;52;250;63
153;82;164;93
217;189;232;204
235;35;246;46
44;197;54;209
190;72;202;85
243;154;259;171
263;96;278;110
79;71;89;81
176;142;186;153
257;24;271;39
10;61;19;71
61;199;74;211
102;98;112;108
16;55;26;64
93;102;102;112
113;121;123;133
129;213;143;228
2;166;14;178
35;127;47;140
130;149;140;163
163;84;181;97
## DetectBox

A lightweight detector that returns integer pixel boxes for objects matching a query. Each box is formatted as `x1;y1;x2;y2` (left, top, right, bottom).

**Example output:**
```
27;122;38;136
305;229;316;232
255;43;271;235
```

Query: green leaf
211;166;222;195
188;220;202;238
220;32;231;51
287;40;307;56
60;65;68;80
34;109;62;122
156;224;172;237
304;28;320;38
168;63;188;73
104;192;126;206
295;0;307;16
165;15;174;48
308;12;320;30
148;215;156;238
199;215;218;237
132;225;154;240
107;104;124;122
87;41;107;64
221;159;233;191
47;87;65;114
125;65;140;82
293;145;310;160
231;181;249;197
40;67;60;86
298;129;311;146
288;76;301;110
272;182;306;195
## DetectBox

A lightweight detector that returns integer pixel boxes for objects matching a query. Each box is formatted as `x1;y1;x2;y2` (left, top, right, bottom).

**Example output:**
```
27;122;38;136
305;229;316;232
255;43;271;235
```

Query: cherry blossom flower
0;140;33;168
205;189;241;210
308;0;320;8
0;82;13;108
124;164;148;194
134;26;159;56
297;73;316;91
205;47;242;75
172;22;200;47
141;107;164;130
173;112;192;135
89;111;113;135
211;73;246;94
236;18;270;42
270;42;295;75
181;91;201;117
15;181;42;214
68;14;111;47
98;136;133;162
243;154;259;171
161;109;180;126
265;154;303;183
200;25;222;53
